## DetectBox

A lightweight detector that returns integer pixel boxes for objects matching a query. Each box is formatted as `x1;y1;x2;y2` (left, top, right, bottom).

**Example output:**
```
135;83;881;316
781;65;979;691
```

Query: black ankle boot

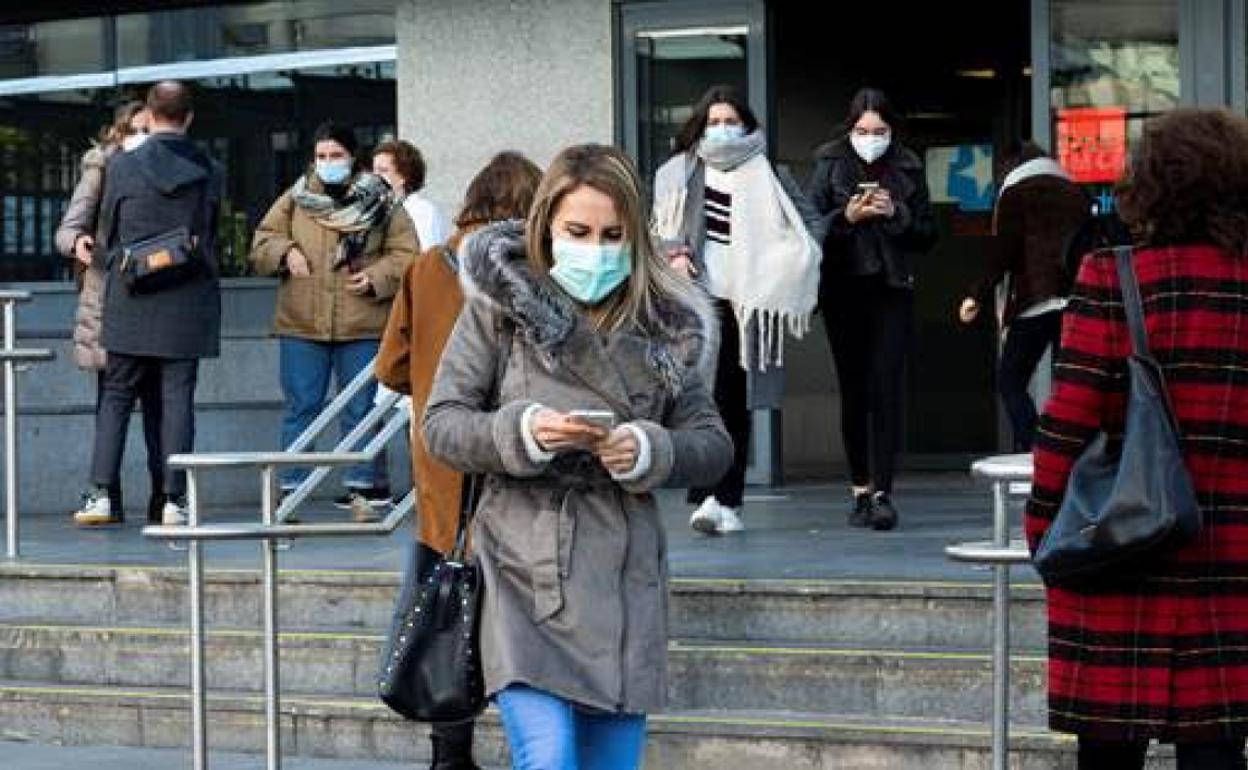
429;721;481;770
869;492;899;531
147;487;165;525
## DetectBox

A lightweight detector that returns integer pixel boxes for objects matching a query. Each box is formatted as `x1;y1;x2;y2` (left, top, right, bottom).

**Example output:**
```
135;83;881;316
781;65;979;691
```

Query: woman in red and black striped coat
1026;108;1248;770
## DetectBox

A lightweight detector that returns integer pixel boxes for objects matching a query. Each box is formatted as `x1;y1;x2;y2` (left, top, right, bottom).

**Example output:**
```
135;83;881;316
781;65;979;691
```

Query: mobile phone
857;181;880;196
567;409;616;430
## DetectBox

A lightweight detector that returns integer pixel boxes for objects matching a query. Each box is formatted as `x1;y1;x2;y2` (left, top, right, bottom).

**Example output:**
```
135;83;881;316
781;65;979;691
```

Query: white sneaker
689;497;722;535
162;498;189;526
716;506;744;534
73;488;115;527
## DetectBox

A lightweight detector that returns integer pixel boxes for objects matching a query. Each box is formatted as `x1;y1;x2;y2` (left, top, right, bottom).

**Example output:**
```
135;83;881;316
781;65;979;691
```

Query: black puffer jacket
808;138;936;292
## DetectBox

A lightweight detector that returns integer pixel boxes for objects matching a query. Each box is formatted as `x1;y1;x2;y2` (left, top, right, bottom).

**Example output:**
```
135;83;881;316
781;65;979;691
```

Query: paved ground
4;473;1037;583
0;740;450;769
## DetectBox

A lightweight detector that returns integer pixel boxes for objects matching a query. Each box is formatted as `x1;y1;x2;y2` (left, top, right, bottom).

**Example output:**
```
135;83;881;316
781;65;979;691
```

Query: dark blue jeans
278;337;387;491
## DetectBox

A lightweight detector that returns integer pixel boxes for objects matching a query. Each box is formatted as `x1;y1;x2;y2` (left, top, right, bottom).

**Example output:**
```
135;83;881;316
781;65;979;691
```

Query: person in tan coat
249;122;418;510
375;151;541;770
56;100;166;526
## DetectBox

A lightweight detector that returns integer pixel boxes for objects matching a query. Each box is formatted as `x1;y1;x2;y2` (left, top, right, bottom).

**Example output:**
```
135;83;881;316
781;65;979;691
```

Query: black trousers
95;367;164;496
998;310;1063;452
91;353;199;499
689;300;751;509
822;276;912;495
1078;737;1247;769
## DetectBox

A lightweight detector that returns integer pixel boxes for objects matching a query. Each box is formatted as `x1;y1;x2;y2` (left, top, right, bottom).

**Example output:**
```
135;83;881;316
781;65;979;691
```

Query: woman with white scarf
652;84;823;535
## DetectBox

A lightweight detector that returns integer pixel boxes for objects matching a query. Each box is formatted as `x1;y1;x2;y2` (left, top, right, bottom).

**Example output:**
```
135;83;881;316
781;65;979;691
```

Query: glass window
1050;0;1178;199
115;1;396;68
635;29;748;179
0;18;111;79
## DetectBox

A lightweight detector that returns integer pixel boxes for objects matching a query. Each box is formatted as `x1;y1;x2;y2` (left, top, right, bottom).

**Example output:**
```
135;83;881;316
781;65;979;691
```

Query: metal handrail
948;453;1034;770
141;356;414;770
1;290;55;559
144;457;414;770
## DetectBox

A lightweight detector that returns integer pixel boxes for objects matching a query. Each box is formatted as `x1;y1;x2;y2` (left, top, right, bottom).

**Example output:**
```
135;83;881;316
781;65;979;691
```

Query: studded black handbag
1033;247;1202;586
378;475;486;723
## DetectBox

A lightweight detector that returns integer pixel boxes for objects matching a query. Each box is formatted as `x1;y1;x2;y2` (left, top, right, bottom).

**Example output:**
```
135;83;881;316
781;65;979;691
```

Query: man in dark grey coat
73;81;221;527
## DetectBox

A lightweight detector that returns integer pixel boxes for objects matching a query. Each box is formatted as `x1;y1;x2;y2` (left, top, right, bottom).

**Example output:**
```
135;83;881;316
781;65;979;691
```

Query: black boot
147;481;165;525
848;491;872;527
429;720;481;770
868;492;899;531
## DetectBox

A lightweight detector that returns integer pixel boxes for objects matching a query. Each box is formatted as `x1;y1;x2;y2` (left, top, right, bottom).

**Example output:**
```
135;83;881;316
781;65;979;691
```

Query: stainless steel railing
945;453;1033;770
143;358;414;770
0;290;55;559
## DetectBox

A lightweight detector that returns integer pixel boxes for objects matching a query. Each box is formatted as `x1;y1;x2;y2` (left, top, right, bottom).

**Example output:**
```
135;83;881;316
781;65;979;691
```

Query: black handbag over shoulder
1033;247;1202;587
378;319;513;723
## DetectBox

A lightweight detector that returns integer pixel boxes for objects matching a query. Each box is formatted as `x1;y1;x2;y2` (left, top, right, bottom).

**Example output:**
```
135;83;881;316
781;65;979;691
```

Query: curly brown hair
372;139;426;192
1116;108;1248;256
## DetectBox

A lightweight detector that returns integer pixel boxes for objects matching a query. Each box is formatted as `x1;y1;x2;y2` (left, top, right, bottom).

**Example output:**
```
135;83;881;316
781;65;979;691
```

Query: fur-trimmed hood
458;220;716;395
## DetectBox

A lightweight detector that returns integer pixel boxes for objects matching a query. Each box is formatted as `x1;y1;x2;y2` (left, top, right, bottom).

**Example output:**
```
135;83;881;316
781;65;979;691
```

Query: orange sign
1056;107;1127;183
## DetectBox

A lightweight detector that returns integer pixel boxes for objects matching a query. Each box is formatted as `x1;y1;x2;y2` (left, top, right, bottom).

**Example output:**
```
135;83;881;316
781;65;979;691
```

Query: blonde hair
525;143;696;334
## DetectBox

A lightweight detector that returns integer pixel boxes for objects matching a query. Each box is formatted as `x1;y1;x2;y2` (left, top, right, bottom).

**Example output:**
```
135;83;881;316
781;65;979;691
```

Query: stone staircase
0;562;1168;768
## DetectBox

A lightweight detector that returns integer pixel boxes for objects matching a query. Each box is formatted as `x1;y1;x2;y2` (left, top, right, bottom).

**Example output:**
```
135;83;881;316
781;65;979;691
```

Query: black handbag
1033;246;1202;586
378;320;513;723
378;475;487;723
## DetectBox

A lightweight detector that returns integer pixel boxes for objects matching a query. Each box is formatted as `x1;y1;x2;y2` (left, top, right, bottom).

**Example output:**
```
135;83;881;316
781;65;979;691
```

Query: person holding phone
424;144;732;769
808;87;936;531
652;84;823;536
250;122;419;513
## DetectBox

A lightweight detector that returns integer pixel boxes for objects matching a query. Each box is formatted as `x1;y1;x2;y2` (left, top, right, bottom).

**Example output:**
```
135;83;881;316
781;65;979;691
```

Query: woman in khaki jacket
375;151;542;770
249;122;418;509
423;144;733;769
57;101;166;526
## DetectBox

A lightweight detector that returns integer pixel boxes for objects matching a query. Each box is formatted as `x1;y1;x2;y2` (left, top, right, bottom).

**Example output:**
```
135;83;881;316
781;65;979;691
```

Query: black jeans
95;368;164;497
822;276;912;495
91;353;199;499
999;310;1063;452
689;300;751;509
1078;737;1247;769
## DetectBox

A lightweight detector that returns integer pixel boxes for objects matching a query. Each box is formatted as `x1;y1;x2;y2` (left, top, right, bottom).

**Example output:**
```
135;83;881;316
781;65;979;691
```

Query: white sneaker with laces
73;489;113;526
162;499;189;526
716;505;744;534
689;497;722;535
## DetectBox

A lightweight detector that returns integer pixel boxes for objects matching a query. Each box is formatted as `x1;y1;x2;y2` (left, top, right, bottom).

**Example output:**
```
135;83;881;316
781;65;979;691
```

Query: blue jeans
496;685;646;770
278;337;388;490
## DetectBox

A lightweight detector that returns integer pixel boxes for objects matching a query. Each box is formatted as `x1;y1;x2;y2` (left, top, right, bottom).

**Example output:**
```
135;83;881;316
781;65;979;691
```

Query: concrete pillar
396;0;614;212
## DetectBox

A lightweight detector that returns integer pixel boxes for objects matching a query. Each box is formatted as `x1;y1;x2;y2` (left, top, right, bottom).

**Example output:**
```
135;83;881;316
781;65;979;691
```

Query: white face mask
121;133;149;152
850;133;891;164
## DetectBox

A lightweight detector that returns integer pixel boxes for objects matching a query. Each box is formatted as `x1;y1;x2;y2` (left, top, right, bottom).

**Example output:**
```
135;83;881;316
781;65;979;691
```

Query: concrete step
0;564;1047;649
0;622;1049;724
0;740;451;770
0;681;1109;769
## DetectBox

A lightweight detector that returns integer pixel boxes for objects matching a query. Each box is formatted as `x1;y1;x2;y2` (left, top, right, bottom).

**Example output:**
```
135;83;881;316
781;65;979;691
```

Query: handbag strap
448;317;514;562
1113;246;1152;361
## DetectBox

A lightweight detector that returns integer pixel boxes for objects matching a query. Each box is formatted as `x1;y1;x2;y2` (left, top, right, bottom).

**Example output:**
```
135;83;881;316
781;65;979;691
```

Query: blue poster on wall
924;144;995;213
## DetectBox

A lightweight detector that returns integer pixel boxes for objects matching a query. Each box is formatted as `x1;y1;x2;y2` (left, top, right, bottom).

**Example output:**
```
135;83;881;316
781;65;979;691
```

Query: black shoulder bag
378;319;513;723
117;177;214;295
1033;247;1202;587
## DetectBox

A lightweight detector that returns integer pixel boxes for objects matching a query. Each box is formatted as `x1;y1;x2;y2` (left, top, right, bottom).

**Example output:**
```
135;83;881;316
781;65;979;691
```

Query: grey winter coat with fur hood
423;221;733;713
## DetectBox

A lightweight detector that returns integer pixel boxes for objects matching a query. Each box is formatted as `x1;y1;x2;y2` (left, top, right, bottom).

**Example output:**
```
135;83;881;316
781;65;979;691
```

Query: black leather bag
1033;247;1202;587
378;476;487;723
119;225;200;294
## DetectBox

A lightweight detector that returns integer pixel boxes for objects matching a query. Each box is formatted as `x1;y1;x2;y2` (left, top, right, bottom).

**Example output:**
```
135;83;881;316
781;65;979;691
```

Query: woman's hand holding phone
531;409;611;452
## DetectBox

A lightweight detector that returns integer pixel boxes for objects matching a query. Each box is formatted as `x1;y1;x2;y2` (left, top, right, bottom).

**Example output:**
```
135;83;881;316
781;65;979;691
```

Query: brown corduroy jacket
375;233;467;554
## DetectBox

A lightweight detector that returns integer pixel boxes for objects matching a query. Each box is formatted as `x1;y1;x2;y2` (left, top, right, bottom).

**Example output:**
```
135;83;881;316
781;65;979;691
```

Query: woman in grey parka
424;144;732;769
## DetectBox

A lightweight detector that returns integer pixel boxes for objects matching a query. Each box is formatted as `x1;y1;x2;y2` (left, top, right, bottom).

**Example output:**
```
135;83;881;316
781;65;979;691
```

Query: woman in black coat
808;87;936;531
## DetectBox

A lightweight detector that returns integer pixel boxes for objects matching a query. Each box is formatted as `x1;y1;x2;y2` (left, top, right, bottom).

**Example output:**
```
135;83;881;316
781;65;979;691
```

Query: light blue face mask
703;123;746;145
316;158;353;186
549;238;632;306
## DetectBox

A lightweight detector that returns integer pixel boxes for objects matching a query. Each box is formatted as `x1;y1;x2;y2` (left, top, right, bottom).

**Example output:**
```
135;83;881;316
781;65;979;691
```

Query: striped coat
1025;244;1248;742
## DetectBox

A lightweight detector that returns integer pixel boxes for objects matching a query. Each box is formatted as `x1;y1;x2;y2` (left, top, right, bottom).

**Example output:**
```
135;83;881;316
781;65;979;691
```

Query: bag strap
1112;246;1152;360
448;317;515;561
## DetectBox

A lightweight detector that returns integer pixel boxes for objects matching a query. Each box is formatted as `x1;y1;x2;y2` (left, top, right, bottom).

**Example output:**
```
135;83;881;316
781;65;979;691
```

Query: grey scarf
696;129;767;173
291;171;392;234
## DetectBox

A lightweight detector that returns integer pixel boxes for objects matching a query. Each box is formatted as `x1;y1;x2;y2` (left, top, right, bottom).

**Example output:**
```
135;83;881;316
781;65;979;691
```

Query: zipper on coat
615;487;629;710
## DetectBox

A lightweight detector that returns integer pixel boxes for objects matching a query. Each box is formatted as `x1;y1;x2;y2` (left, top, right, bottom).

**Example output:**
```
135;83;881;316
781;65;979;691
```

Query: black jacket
808;138;936;292
98;132;222;359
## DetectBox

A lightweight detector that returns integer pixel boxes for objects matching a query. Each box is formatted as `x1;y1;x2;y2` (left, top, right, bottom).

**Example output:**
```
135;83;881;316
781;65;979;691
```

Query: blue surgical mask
549;238;632;305
704;123;746;145
316;159;353;186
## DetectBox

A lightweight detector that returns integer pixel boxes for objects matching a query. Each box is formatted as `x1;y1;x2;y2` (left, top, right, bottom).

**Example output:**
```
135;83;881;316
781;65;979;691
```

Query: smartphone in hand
567;409;616;431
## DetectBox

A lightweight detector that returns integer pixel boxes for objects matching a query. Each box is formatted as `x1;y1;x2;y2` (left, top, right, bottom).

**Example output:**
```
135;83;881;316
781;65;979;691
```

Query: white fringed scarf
653;131;821;371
